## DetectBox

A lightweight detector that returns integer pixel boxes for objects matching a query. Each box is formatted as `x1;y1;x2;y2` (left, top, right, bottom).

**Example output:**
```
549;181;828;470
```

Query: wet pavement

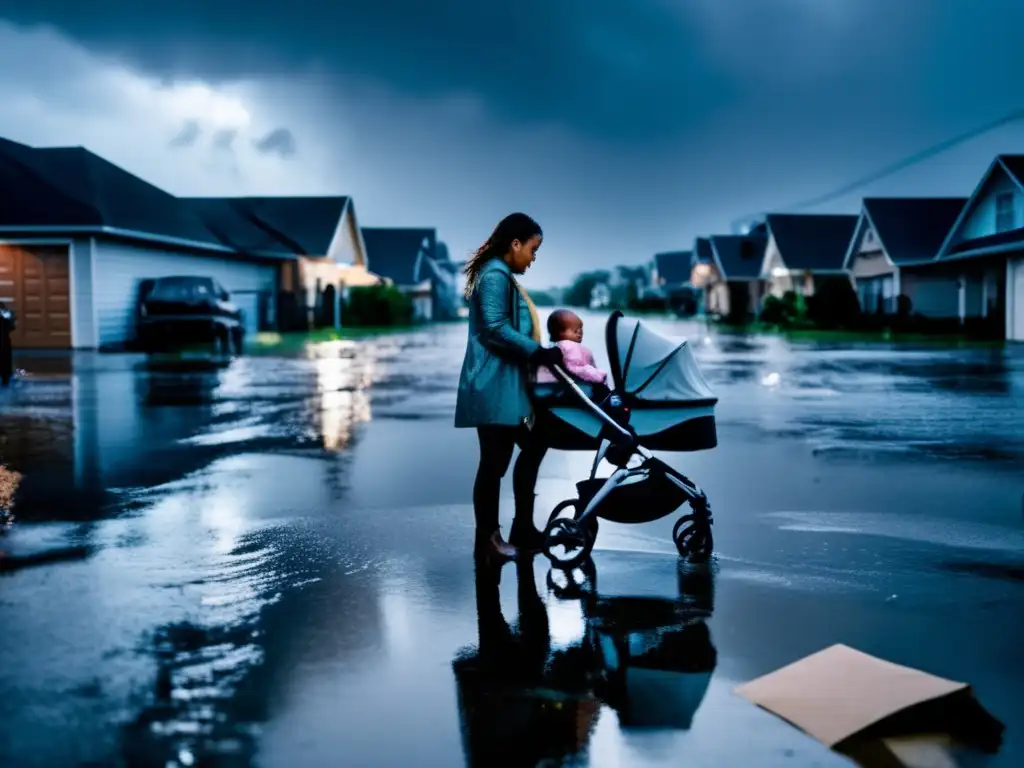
1;314;1023;767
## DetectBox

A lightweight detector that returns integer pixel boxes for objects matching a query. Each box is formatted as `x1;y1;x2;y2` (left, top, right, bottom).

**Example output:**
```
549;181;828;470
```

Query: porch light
771;267;789;278
693;263;712;278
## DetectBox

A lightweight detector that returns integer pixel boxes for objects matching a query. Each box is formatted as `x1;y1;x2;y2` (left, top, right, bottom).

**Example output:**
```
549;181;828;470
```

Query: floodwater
1;314;1022;767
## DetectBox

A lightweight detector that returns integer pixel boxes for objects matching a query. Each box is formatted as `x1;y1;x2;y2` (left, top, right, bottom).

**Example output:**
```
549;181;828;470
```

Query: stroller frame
541;364;714;568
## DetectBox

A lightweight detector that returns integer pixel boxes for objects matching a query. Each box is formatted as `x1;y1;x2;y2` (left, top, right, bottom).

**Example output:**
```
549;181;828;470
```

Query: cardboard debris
734;644;1003;766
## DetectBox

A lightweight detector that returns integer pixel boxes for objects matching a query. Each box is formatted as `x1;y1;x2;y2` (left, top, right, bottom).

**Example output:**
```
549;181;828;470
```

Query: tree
564;270;611;307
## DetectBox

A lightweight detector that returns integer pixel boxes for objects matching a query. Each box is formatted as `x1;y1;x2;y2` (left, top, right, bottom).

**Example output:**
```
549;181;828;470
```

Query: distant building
0;136;371;349
930;154;1024;340
843;197;967;317
360;227;459;321
760;214;859;298
691;234;766;322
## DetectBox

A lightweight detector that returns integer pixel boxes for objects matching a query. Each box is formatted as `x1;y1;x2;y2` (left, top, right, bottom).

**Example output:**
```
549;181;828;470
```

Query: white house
931;154;1024;341
0;137;371;349
360;227;459;322
760;214;859;298
691;234;767;321
842;197;968;317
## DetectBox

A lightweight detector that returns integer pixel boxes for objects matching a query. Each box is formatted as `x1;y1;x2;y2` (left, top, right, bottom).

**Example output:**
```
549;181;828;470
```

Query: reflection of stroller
548;559;718;731
531;311;718;567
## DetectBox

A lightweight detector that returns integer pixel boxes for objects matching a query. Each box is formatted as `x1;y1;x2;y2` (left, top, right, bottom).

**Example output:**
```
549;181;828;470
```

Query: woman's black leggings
474;425;549;536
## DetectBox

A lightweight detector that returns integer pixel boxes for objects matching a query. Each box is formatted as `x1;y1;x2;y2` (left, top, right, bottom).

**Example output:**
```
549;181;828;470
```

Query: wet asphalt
0;314;1022;768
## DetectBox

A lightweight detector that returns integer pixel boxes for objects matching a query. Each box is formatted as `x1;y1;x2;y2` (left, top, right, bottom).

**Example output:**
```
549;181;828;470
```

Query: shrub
805;277;861;329
343;284;414;327
759;290;809;327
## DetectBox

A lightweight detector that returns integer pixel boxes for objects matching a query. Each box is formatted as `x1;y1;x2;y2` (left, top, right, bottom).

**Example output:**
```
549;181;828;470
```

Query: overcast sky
1;1;1023;286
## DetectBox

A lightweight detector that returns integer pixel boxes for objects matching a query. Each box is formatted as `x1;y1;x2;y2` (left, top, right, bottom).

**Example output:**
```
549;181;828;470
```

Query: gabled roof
228;197;349;256
182;198;298;255
852;197;968;266
0;138;226;248
692;237;714;265
361;227;437;284
653;250;691;284
936;154;1024;260
709;234;767;280
765;214;858;272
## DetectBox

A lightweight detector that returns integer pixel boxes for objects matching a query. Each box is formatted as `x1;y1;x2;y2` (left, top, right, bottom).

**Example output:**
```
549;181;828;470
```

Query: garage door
232;291;262;336
0;244;71;348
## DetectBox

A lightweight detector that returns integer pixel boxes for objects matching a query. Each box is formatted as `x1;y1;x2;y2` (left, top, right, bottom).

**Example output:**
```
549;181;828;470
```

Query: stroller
531;311;718;568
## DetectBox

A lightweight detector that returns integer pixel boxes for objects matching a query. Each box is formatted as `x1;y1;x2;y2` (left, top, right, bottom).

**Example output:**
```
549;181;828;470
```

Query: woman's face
506;234;542;274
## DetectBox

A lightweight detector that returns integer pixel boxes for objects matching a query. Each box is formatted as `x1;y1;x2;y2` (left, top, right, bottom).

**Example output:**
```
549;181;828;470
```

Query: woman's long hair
464;213;542;298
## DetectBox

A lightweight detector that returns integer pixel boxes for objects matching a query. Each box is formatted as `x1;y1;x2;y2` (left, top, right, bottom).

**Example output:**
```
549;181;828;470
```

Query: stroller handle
550;364;650;456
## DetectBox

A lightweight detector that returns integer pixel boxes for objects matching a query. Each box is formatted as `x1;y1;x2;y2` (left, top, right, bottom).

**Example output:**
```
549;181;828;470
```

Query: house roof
765;214;859;272
182;198;298;255
935;154;1024;260
653;251;692;284
692;237;714;265
709;234;767;280
0;138;224;248
228;197;348;256
361;227;437;284
997;154;1024;187
861;197;967;265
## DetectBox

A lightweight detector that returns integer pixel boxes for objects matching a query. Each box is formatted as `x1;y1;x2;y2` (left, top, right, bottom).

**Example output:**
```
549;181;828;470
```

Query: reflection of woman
452;558;599;767
455;213;564;559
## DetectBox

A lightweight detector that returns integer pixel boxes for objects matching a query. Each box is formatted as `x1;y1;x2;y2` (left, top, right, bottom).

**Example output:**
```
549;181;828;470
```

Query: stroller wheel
543;517;595;569
547;499;599;544
673;514;713;563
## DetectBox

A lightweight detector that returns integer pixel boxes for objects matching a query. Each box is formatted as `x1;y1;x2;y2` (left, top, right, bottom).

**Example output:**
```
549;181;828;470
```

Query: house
184;196;375;331
0;136;371;349
842;197;967;316
691;234;768;321
360;227;459;321
931;154;1024;341
760;214;859;297
651;251;691;295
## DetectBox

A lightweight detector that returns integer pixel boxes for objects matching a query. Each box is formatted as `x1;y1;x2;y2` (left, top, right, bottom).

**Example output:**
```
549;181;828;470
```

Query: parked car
136;276;245;355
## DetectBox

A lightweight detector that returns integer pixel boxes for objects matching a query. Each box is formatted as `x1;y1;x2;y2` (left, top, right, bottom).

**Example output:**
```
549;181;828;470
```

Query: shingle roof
230;197;348;255
863;197;967;264
709;234;767;280
997;154;1024;187
361;227;437;284
0;139;222;247
693;237;714;265
765;213;859;271
182;198;298;255
653;250;691;284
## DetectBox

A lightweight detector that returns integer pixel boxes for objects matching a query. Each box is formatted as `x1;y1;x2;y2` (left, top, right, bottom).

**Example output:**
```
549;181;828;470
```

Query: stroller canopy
606;313;716;406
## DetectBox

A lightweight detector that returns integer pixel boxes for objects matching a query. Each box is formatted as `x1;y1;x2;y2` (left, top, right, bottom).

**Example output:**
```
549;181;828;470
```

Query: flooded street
1;314;1023;767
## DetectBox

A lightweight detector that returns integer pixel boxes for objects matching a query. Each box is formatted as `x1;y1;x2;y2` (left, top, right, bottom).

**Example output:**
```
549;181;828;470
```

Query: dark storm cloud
168;119;200;148
0;0;738;142
211;127;237;152
253;127;296;158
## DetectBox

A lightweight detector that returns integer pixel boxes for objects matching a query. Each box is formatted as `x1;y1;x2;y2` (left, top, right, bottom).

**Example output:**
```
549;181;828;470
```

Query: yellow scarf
513;279;541;343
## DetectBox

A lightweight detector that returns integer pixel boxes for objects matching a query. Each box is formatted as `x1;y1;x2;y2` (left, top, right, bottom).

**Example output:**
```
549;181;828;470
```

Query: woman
455;213;564;559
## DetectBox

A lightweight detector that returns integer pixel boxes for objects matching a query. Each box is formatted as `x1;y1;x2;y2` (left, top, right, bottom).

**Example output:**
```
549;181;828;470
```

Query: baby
535;309;609;386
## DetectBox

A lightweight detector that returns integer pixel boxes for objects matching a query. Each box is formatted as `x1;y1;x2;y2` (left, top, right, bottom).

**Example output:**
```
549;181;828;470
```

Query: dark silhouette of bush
344;284;414;326
806;277;861;329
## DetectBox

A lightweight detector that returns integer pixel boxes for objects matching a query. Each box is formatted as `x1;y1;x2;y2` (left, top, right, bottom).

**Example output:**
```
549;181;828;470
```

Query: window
995;192;1016;233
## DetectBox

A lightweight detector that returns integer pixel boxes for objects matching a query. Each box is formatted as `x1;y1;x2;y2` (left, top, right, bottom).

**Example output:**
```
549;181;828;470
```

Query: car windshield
149;277;216;302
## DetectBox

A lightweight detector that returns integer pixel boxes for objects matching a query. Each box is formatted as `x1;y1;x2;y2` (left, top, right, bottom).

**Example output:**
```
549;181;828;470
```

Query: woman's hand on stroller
531;345;564;372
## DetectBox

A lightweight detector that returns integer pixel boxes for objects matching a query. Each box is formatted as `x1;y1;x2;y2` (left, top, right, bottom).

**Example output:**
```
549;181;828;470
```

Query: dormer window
995;192;1016;233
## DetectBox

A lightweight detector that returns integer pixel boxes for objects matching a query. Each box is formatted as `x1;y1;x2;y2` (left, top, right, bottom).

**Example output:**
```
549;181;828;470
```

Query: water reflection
453;557;718;767
1;348;376;521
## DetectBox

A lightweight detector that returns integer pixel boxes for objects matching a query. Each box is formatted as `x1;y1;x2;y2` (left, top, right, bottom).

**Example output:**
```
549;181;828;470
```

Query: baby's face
560;316;584;343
